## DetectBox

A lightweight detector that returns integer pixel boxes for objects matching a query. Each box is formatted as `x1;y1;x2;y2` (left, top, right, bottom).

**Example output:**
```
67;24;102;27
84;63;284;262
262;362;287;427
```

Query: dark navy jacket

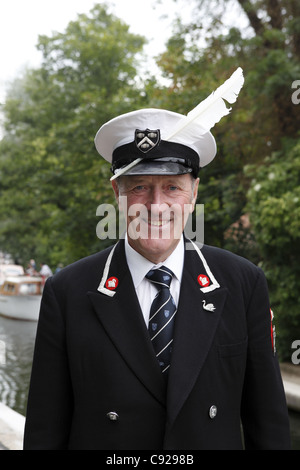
24;240;291;449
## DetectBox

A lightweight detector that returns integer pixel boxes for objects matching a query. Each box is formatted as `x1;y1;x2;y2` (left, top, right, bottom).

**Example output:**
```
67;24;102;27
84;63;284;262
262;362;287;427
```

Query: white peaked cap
94;67;244;180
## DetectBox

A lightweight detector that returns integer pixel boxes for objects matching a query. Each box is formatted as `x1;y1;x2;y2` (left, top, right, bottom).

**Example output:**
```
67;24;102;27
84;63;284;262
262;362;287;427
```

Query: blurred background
0;0;299;397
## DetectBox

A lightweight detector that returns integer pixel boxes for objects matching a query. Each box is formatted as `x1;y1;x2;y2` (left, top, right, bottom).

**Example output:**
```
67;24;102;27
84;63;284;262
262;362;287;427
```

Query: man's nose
149;187;163;205
146;188;168;214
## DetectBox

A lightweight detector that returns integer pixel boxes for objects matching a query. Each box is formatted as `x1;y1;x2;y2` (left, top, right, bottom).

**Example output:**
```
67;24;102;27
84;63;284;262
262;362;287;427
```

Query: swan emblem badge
202;300;216;312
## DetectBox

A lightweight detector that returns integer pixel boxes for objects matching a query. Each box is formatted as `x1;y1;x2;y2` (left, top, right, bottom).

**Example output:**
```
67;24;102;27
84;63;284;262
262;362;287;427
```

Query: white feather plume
109;68;244;180
165;67;244;143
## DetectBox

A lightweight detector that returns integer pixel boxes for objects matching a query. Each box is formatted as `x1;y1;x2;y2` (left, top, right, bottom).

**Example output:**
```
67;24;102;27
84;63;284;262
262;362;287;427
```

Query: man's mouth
142;218;172;227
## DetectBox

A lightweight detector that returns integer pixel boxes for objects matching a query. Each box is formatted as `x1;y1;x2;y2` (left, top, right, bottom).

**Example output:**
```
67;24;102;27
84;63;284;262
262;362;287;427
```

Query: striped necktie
146;266;177;375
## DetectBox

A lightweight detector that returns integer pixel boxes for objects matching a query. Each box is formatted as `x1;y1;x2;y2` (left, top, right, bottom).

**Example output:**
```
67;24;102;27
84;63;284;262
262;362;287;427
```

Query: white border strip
190;240;220;293
97;244;118;297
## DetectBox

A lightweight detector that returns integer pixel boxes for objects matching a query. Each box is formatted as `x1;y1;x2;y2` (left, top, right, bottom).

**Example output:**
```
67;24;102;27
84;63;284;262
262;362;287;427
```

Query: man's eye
168;186;178;191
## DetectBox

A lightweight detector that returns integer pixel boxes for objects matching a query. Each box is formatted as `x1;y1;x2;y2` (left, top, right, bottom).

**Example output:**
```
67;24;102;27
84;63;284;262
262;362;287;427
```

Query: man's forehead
119;173;193;185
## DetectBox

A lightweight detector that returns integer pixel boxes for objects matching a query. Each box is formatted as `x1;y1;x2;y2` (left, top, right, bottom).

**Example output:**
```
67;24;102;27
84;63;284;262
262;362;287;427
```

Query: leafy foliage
245;140;300;359
0;4;146;267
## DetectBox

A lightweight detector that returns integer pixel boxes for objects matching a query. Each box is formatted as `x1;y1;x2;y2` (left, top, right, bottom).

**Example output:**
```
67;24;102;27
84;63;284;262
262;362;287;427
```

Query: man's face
112;173;199;263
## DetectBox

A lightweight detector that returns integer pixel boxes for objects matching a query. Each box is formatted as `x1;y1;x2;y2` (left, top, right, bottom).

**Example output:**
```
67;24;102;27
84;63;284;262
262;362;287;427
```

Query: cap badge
135;128;160;153
105;277;119;290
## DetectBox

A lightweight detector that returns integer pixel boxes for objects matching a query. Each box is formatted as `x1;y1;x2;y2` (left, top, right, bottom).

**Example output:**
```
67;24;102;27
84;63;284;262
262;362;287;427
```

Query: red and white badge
270;308;276;355
105;277;119;290
197;274;210;287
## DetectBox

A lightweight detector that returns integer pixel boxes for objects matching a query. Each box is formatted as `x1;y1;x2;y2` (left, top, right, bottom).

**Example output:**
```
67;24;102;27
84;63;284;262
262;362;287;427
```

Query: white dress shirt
125;235;184;326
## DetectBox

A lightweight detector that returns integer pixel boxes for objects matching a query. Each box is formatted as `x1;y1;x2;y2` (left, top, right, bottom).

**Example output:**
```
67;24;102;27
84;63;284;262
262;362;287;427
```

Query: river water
0;315;299;449
0;316;37;415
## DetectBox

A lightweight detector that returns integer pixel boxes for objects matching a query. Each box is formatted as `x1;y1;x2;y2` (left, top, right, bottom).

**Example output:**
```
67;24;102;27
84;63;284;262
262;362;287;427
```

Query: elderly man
24;70;290;450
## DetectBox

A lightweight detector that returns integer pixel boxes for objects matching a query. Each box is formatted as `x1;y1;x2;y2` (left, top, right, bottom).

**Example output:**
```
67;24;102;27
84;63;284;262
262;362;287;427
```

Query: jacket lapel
167;244;228;426
87;241;166;406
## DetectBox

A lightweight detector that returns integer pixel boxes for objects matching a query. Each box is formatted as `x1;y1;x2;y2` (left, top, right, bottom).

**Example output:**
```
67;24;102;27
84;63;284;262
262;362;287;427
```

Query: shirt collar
124;235;184;289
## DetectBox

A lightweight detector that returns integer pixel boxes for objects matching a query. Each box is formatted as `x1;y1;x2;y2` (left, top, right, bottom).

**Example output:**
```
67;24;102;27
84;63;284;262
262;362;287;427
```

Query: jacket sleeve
241;268;291;449
23;277;73;450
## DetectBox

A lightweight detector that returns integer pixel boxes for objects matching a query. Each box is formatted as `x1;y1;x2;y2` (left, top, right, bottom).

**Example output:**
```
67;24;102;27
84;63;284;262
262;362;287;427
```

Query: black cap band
112;140;200;177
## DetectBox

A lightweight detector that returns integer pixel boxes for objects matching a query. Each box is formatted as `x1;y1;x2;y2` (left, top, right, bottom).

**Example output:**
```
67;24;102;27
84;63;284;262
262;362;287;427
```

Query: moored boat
0;264;24;286
0;276;42;321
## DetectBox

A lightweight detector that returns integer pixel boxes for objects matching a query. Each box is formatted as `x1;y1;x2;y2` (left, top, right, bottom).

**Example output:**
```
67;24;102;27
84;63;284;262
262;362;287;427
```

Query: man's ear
191;177;200;212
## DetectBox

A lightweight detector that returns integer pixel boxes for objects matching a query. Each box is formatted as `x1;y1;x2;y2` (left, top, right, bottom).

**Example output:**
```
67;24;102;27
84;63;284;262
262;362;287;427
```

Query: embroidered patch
105;277;119;290
270;308;276;355
135;129;160;153
197;274;210;287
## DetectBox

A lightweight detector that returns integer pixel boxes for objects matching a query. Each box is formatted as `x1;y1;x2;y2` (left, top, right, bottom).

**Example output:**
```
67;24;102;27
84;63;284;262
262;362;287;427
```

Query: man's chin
127;236;181;263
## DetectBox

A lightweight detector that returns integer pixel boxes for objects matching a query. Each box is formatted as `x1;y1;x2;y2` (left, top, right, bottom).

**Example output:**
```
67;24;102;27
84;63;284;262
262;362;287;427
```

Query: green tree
0;4;147;268
245;140;300;360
